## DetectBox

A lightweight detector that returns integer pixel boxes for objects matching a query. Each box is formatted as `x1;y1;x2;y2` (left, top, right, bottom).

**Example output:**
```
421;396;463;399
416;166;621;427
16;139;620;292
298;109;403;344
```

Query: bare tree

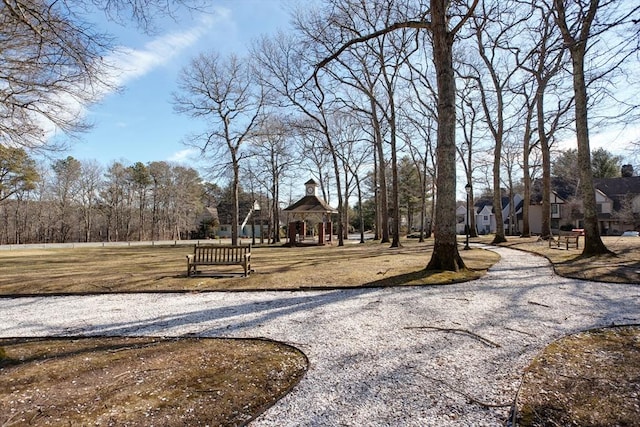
101;161;134;241
51;156;82;242
174;53;264;245
0;0;205;150
454;78;483;238
170;165;202;240
550;0;638;254
314;0;479;270
252;32;347;246
246;115;297;244
513;1;573;240
77;160;104;242
128;162;152;240
301;1;395;244
464;0;531;244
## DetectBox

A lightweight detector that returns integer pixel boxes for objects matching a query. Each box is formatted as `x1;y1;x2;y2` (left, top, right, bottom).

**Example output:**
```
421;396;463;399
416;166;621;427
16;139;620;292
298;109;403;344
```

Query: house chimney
621;164;634;177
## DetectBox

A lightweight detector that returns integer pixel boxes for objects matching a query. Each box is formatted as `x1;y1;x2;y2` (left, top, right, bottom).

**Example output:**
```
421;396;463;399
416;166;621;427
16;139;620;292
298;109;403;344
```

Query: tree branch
405;325;501;348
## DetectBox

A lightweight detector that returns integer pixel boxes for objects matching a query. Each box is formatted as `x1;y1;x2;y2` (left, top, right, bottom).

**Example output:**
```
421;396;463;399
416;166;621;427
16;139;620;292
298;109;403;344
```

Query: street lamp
240;200;261;242
464;183;472;250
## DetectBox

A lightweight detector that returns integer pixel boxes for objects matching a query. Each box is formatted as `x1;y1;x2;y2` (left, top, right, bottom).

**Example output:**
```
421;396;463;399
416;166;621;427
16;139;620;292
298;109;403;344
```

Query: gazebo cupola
305;179;318;197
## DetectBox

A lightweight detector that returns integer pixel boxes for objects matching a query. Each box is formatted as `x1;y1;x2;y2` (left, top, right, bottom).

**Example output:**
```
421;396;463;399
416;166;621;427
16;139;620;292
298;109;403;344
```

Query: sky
57;0;638;182
62;0;299;168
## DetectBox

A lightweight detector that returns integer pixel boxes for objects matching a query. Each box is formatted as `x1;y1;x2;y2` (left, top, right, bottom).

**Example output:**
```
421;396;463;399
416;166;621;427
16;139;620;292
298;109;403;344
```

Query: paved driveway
1;246;638;426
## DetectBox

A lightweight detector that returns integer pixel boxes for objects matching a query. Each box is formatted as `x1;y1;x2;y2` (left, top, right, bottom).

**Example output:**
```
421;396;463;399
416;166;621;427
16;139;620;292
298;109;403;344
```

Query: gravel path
1;246;639;426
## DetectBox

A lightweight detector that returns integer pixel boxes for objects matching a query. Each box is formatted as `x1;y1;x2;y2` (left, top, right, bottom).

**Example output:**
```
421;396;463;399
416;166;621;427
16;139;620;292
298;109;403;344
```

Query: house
526;190;567;235
523;176;640;236
591;176;640;234
194;205;266;239
458;194;523;235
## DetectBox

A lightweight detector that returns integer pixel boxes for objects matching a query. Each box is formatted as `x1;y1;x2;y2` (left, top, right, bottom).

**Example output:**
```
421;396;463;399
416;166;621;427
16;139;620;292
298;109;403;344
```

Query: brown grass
494;235;640;284
0;337;307;426
0;239;498;295
514;325;640;426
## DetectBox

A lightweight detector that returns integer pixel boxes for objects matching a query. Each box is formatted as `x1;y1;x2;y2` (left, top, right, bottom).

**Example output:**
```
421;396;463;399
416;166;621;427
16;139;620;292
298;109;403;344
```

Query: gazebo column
318;221;325;246
288;222;298;246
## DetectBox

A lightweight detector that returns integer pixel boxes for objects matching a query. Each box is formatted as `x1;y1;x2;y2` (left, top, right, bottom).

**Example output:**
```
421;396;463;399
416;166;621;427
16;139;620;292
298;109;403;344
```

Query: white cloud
100;14;220;93
589;126;640;154
558;124;640;158
41;13;225;142
168;147;200;163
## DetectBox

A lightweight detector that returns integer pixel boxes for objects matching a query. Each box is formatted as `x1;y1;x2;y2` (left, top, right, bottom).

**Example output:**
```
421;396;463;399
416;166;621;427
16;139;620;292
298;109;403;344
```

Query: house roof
594;177;640;210
531;177;574;203
200;206;219;221
283;195;337;213
473;195;509;213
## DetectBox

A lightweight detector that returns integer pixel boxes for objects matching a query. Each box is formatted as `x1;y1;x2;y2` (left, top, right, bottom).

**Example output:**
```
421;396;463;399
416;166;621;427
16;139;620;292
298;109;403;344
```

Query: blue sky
63;1;297;167
59;0;638;174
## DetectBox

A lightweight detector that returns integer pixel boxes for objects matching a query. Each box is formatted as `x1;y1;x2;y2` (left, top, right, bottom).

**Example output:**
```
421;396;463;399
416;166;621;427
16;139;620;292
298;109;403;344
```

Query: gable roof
473;195;510;213
283;195;337;213
201;207;219;220
594;176;640;210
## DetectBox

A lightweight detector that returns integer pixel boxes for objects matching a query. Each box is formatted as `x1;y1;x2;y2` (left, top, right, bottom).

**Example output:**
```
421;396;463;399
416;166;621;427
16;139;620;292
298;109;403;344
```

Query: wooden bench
549;231;581;250
186;244;251;277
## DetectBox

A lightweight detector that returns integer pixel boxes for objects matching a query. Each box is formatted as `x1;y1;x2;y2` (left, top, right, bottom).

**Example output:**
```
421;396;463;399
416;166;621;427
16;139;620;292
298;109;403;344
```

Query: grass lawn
0;236;638;425
0;239;498;295
495;235;640;284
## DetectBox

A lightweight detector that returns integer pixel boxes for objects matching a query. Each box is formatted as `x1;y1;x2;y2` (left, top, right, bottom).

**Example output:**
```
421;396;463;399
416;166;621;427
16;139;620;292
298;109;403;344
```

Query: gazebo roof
283;195;337;214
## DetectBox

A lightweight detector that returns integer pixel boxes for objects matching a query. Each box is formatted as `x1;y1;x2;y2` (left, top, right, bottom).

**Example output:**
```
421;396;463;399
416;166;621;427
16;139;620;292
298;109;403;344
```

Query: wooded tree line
0;153;207;244
1;1;639;268
0;146;430;245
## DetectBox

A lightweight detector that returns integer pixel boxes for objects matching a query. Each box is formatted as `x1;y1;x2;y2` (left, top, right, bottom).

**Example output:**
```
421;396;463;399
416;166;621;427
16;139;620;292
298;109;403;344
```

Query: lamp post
464;183;472;250
251;200;260;245
240;200;260;243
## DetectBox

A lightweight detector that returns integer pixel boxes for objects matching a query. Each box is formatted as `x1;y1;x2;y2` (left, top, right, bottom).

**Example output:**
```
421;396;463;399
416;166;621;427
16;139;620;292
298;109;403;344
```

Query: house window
483;215;489;221
551;204;558;215
596;204;603;213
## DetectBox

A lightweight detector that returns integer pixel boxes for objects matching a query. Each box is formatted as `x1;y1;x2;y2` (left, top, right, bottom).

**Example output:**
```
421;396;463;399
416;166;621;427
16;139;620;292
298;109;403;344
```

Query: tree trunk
538;92;553;240
371;101;390;243
327;136;345;247
426;0;465;271
570;48;609;255
521;104;533;238
373;146;380;240
553;0;610;255
491;157;507;244
231;160;240;246
390;126;401;248
466;149;478;238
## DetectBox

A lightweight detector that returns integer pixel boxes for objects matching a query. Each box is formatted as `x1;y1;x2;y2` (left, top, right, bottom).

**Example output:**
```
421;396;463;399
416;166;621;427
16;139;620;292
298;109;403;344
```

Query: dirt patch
514;325;640;426
0;337;307;426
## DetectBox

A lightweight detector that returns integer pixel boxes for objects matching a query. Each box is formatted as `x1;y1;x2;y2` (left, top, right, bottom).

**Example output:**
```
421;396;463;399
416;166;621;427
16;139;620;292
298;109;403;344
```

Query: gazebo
283;179;338;246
